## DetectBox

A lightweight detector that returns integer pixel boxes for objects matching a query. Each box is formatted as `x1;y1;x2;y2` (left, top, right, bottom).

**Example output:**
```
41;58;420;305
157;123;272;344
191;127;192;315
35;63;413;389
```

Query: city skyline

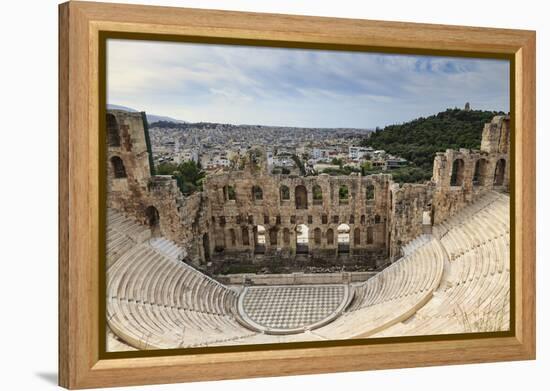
107;39;510;129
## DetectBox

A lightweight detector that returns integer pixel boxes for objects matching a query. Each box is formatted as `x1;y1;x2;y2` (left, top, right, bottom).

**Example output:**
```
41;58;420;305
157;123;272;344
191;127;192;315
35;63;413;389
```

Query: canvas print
105;39;511;352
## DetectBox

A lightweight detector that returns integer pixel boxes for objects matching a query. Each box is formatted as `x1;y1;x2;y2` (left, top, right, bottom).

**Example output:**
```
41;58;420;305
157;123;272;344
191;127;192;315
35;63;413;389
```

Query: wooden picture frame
59;1;536;389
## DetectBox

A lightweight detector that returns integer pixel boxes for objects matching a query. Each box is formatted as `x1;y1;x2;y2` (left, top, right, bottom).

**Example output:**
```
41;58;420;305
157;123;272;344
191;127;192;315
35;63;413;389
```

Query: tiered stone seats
373;191;510;337
149;237;186;261
106;209;151;267
106;190;509;349
309;236;446;339
107;242;256;349
401;234;431;257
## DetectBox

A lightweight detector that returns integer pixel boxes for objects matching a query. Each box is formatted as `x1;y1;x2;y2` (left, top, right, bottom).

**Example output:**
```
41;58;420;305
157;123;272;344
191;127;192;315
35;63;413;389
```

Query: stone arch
339;185;349;204
107;113;121;147
269;227;278;246
224;185;236;201
283;228;291;245
228;228;236;246
375;214;381;224
241;226;250;246
365;183;375;201
422;211;432;225
326;228;334;245
254;225;266;253
337;223;350;253
110;156;127;178
473;158;489;186
202;233;210;262
295;185;308;209
314;227;322;245
252;186;263;201
280;185;290;201
360;215;366;224
145;206;160;231
366;226;374;244
450;158;465;186
312;184;323;205
494;158;506;186
296;224;309;254
353;227;361;246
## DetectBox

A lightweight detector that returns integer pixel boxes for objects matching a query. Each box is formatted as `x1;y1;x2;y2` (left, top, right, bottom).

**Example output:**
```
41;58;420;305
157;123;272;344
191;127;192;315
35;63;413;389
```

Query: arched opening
295;185;308;209
337;224;350;253
269;227;278;247
296;224;309;254
314;228;322;245
254;225;266;254
450;158;465;186
224;185;236;201
365;183;375;201
339;185;349;205
229;228;236;247
283;228;291;245
473;158;488;186
353;227;361;246
366;227;374;244
375;214;381;224
110;156;127;178
360;215;366;224
312;185;323;205
422;211;432;225
241;226;250;246
280;185;290;202
326;228;334;245
252;186;263;201
494;159;506;186
202;233;210;262
107;113;121;147
145;206;159;231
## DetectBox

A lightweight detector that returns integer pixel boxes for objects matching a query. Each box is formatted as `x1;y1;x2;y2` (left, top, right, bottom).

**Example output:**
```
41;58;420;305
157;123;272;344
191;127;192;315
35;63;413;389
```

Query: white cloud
107;39;509;128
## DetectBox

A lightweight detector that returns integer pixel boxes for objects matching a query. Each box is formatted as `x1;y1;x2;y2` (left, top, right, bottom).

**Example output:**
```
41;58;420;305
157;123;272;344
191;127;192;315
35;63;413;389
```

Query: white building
349;146;373;160
312;146;339;160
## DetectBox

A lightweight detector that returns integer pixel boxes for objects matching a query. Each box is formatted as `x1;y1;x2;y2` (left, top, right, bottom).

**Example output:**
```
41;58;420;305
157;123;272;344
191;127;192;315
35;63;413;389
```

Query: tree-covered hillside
361;108;505;182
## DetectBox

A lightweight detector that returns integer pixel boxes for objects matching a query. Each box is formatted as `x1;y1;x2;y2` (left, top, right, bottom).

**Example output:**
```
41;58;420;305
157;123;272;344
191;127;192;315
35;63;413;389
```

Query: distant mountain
107;104;187;124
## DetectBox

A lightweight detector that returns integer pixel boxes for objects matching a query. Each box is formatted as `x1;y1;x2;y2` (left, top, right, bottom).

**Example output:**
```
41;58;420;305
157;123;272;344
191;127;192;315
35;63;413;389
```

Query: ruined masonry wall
106;110;209;262
106;110;510;270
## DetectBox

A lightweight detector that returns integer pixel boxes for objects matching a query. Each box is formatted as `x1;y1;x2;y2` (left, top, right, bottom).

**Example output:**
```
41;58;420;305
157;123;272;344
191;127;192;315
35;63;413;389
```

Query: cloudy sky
107;39;509;128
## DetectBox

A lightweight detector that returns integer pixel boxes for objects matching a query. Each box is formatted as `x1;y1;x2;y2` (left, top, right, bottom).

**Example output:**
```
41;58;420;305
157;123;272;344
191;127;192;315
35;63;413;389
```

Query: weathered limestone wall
106;110;510;273
218;271;375;286
387;183;434;261
203;150;391;270
481;115;510;155
106;110;209;263
431;115;510;224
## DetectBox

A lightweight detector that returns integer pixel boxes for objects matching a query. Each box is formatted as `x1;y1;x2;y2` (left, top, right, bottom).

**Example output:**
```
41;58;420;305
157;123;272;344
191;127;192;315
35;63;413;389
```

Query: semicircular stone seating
307;236;446;340
106;209;151;267
372;191;510;338
105;191;510;350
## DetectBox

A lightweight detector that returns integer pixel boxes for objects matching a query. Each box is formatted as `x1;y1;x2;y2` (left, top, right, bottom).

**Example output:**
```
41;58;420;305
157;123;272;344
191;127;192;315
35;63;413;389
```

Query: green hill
360;108;505;183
